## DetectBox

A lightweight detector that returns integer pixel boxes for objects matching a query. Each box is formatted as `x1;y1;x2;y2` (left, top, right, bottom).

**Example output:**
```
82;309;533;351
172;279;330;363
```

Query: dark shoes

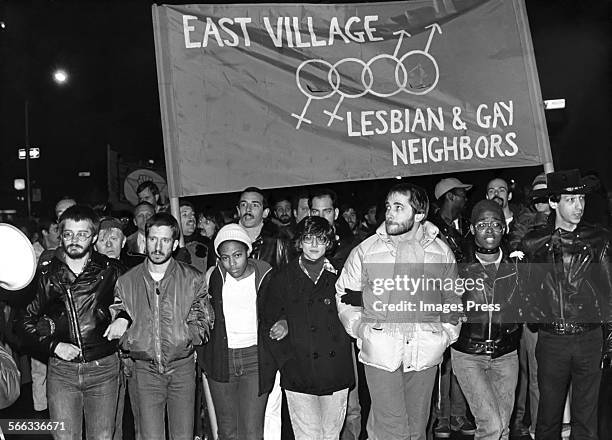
451;416;476;436
433;419;451;438
511;423;532;438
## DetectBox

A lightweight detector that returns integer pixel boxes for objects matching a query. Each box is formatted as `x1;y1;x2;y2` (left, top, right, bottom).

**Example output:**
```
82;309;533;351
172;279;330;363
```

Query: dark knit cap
470;200;505;225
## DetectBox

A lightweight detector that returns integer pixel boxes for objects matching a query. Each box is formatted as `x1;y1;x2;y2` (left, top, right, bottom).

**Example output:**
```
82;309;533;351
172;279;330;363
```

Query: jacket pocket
358;324;403;372
415;324;450;369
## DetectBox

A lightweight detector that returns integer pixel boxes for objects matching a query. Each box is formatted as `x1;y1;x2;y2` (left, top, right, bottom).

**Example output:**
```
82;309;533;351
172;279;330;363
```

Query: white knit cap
214;224;253;257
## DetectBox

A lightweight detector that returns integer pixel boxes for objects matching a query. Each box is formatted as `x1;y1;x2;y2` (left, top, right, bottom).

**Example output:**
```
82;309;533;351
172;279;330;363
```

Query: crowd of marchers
1;169;611;440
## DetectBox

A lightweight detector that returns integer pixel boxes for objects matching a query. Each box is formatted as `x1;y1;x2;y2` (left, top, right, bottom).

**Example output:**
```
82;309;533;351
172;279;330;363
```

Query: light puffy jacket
336;221;461;372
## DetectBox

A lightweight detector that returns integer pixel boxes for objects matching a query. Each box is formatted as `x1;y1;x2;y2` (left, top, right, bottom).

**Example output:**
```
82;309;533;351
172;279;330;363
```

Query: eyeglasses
302;235;329;246
61;231;93;241
474;221;504;233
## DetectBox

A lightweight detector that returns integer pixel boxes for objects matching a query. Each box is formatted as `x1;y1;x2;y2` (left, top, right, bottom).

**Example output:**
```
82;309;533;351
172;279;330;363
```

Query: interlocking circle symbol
296;59;338;100
292;24;442;129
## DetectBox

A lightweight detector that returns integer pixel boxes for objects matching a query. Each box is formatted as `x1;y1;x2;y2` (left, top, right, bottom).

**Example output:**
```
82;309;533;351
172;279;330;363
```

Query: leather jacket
20;250;125;362
429;210;469;263
452;251;523;358
520;221;612;353
251;221;291;269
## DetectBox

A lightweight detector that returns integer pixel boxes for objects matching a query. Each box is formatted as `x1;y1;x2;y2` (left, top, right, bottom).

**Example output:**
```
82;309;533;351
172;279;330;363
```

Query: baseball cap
434;178;473;200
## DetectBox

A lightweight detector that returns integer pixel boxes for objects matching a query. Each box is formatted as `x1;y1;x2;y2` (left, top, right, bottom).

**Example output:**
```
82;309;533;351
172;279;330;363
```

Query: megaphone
0;223;37;291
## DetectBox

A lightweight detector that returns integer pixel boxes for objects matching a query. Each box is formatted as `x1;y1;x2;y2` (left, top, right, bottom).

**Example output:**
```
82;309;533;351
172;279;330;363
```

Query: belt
540;321;600;335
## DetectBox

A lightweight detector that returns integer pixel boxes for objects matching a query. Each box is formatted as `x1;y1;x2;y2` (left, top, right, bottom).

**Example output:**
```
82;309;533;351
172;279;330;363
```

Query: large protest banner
153;0;552;197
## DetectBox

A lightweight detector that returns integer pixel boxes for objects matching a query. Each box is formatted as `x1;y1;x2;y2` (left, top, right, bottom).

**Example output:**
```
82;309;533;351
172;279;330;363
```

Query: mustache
492;196;504;205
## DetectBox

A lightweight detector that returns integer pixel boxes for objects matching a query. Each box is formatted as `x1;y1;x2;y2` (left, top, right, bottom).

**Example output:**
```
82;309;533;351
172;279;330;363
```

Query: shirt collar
298;255;337;284
476;249;503;267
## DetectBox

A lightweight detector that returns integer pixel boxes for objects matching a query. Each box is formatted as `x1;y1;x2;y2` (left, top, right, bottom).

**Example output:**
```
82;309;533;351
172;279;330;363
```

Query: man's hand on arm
269;319;288;340
103;318;129;340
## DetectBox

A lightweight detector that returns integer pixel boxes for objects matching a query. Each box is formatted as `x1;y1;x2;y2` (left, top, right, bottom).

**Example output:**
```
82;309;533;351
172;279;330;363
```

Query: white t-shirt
222;272;258;348
150;271;164;282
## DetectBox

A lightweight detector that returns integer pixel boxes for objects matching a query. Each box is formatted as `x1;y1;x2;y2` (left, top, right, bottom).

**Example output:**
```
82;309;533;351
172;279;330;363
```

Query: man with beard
20;205;125;439
521;170;612;440
486;177;517;231
106;212;214;440
179;200;216;273
270;193;296;240
37;198;78;266
336;183;462;440
237;187;290;268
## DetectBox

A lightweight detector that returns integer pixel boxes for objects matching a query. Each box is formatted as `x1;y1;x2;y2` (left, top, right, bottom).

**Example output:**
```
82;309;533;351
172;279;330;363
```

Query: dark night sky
0;0;610;216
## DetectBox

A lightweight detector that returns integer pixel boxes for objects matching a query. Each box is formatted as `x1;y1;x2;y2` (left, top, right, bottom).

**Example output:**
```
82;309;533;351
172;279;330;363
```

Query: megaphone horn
0;223;37;291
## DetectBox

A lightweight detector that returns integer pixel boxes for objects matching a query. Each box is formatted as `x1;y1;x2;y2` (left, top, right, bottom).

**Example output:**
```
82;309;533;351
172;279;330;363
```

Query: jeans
125;362;141;440
113;357;142;440
340;343;361;440
113;366;125;440
535;329;602;440
434;349;468;425
451;349;518;440
286;388;349;440
513;326;538;434
364;364;437;440
47;352;120;440
31;358;48;411
134;355;196;440
208;346;270;440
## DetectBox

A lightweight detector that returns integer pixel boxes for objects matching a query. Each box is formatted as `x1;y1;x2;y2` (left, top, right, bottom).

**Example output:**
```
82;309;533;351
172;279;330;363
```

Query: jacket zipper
154;283;163;372
551;247;565;322
65;287;84;362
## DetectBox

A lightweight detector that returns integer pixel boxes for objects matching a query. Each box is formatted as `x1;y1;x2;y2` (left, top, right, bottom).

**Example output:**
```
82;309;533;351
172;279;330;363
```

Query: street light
53;69;69;85
23;68;69;217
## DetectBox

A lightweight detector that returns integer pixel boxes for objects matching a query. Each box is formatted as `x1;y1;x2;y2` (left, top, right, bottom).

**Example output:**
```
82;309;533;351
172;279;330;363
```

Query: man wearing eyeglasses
20;205;125;439
451;200;525;440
